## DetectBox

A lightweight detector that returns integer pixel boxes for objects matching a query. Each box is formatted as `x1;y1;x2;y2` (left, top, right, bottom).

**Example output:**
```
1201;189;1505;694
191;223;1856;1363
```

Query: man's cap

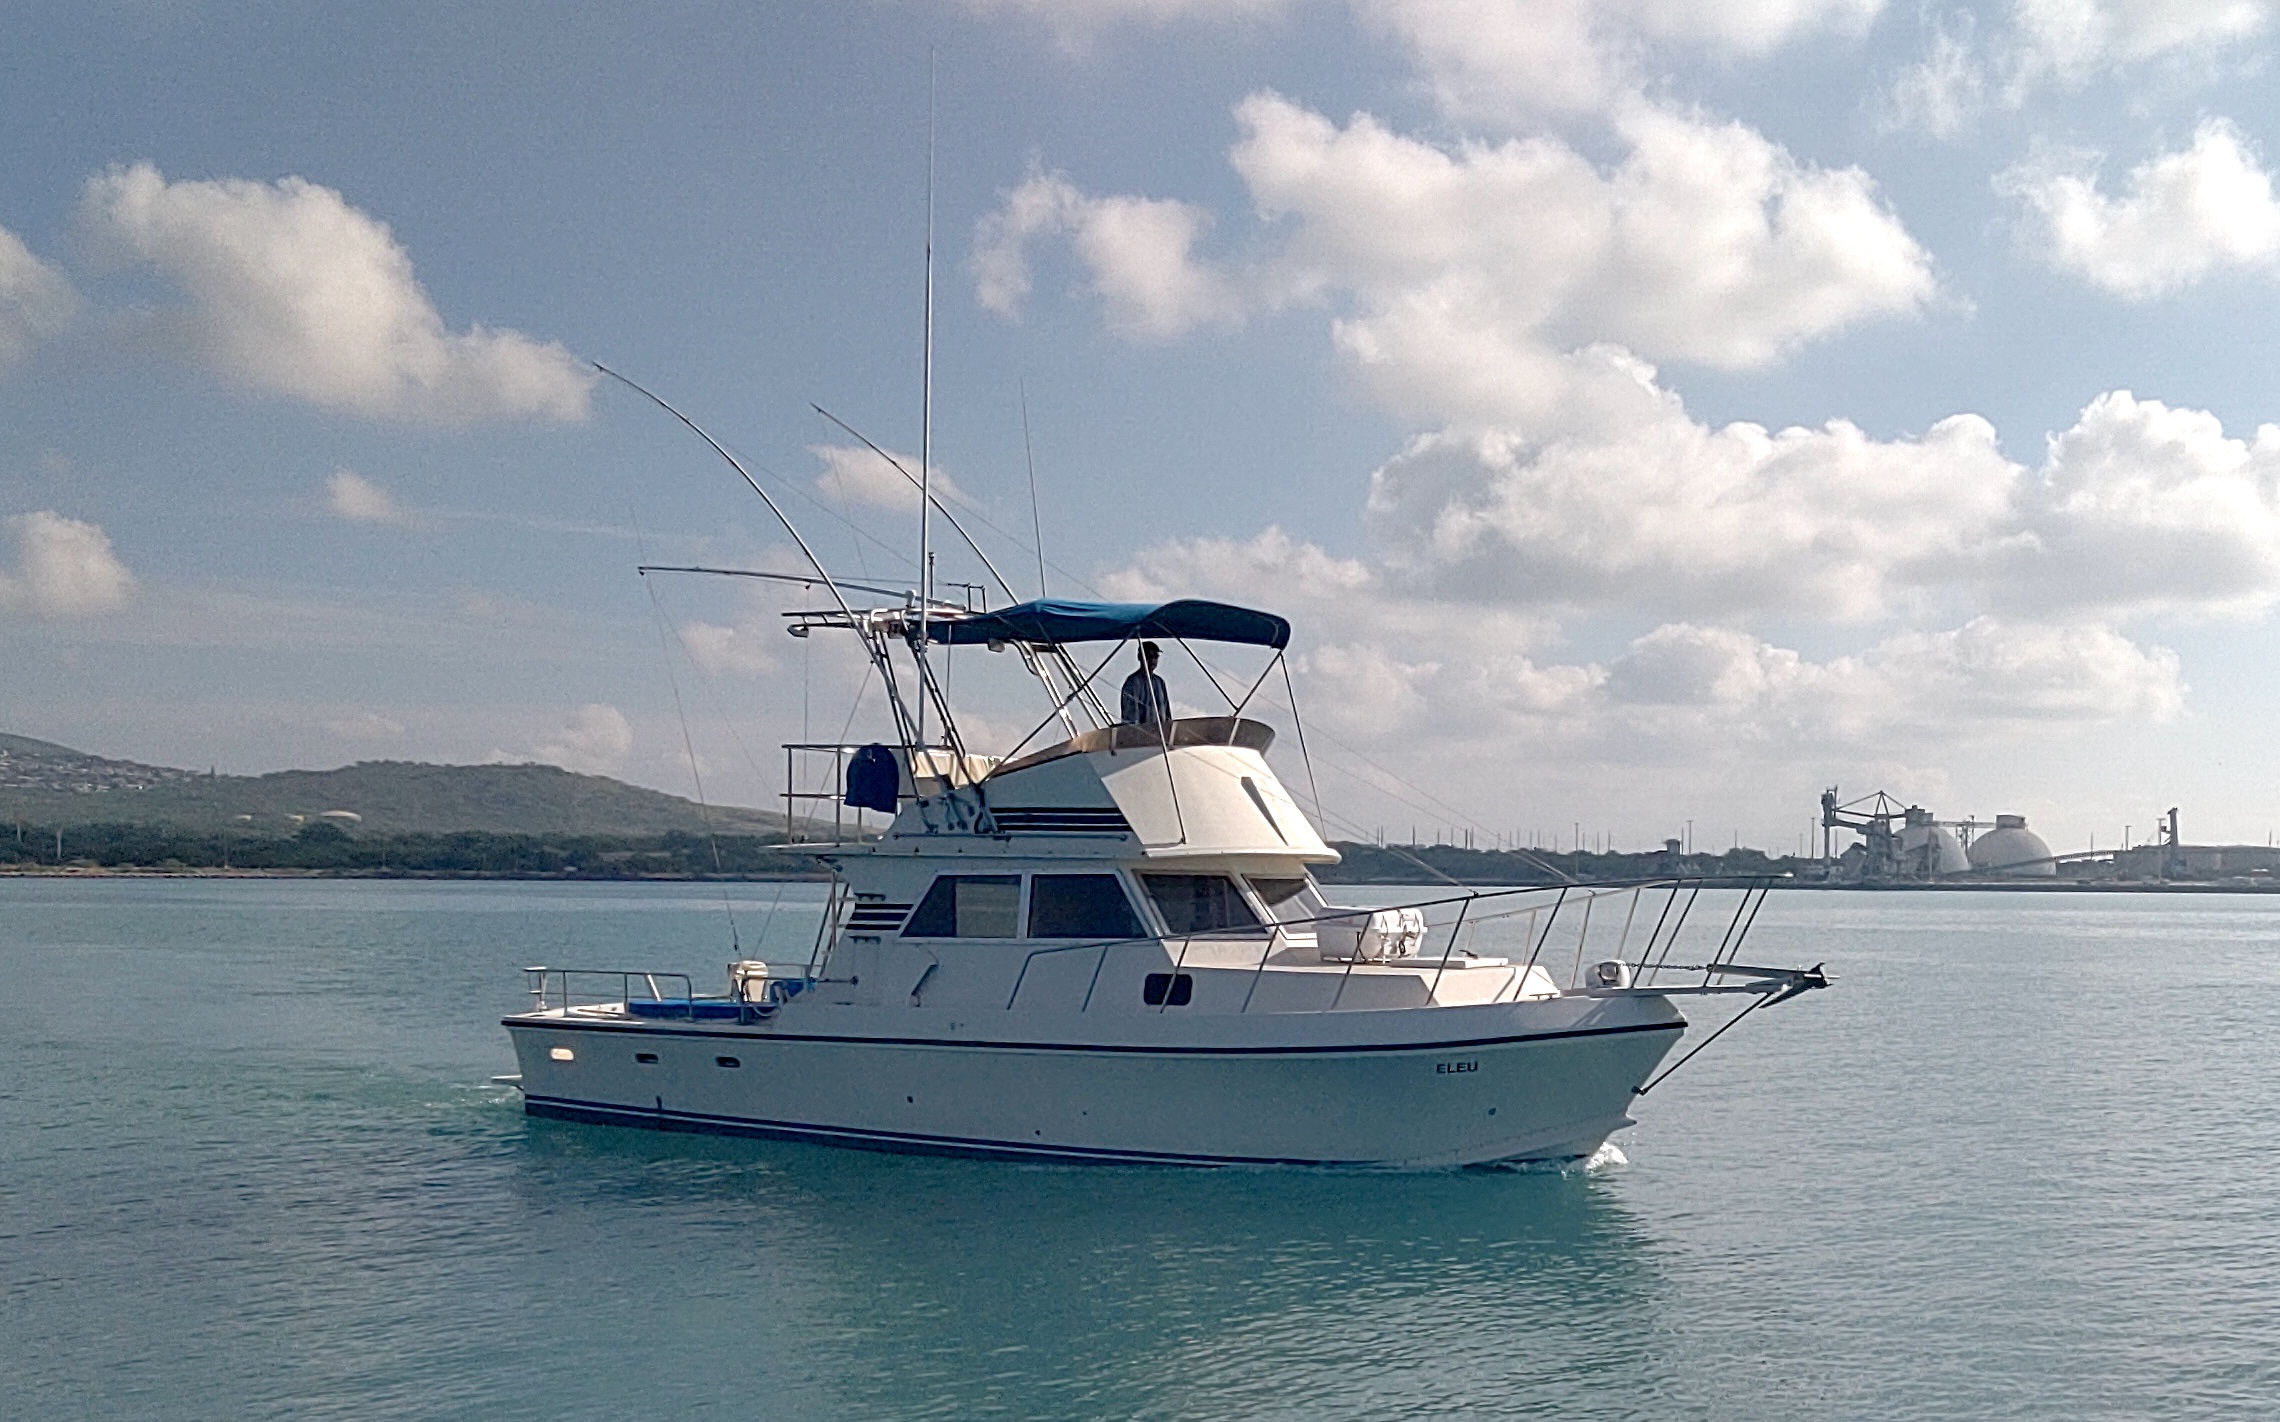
1139;640;1161;657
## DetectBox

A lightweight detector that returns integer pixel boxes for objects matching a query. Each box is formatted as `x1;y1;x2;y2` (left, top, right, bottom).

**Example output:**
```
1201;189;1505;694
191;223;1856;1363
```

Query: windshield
1139;874;1265;935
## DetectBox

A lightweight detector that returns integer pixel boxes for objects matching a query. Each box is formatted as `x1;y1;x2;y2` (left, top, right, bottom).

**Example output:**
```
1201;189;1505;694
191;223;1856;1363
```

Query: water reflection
505;1120;1676;1419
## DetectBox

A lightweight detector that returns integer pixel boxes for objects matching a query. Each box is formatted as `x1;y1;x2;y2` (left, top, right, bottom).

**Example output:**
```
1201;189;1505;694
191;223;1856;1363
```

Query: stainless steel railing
524;967;697;1017
996;876;1774;1014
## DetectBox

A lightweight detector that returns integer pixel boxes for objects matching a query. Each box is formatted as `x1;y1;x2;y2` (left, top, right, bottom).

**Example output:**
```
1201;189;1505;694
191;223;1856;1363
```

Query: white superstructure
504;583;1825;1167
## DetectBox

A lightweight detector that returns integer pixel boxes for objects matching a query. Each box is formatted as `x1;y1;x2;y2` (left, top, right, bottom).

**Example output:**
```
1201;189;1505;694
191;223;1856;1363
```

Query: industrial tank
1899;807;1970;875
1968;814;2055;876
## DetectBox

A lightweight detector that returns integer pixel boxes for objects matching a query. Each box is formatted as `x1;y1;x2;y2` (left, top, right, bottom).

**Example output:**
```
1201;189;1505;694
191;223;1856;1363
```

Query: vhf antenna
1021;378;1046;600
915;51;937;757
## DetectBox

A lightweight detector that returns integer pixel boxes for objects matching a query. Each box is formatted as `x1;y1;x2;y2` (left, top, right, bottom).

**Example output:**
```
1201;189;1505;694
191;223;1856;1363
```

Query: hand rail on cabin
525;967;698;1019
934;876;1771;1015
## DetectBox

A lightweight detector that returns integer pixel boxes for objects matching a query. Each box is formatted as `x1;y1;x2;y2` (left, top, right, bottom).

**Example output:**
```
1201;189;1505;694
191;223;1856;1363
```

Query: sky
8;0;2280;856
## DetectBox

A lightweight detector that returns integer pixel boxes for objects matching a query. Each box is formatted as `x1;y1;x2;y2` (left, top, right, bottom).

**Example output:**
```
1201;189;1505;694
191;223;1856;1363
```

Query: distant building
2112;844;2280;879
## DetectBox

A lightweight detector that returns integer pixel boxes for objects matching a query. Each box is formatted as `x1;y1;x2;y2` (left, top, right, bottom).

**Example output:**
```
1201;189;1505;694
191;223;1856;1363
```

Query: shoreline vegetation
0;822;832;880
4;821;2277;891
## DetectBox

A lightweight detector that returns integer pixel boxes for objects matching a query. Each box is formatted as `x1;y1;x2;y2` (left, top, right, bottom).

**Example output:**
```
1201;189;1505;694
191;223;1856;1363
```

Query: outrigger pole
812;402;1105;735
631;566;954;608
593;363;922;752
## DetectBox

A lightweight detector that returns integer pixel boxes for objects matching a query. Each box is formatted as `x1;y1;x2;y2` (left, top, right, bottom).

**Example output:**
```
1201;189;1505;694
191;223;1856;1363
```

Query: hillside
0;737;789;837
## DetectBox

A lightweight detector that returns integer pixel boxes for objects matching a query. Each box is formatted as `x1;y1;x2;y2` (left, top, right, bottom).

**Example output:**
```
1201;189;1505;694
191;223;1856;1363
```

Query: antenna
1021;379;1046;600
916;51;937;755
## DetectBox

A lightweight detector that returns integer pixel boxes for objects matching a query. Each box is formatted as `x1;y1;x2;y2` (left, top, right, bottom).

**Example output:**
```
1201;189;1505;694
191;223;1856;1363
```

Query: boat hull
503;998;1685;1168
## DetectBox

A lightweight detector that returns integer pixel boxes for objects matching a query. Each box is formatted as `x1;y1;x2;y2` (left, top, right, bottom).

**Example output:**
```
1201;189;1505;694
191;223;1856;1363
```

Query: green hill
0;740;791;837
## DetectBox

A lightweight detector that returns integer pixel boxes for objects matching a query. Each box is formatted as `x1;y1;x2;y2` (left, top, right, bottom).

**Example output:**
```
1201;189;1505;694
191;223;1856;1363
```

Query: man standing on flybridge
1120;641;1171;727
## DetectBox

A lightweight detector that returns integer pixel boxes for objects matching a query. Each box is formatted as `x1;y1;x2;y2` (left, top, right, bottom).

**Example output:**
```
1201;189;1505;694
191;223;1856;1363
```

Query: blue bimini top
922;598;1290;651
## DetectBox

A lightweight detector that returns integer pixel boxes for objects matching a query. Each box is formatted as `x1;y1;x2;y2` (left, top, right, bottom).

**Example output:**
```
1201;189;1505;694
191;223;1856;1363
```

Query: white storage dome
1899;808;1970;874
1968;814;2054;876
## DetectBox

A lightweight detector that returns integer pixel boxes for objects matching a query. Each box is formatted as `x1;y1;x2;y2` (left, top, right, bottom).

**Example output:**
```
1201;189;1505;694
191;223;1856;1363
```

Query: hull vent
845;903;913;932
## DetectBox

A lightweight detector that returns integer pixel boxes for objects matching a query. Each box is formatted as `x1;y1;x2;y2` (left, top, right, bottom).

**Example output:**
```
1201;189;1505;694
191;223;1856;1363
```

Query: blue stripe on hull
504;1017;1685;1056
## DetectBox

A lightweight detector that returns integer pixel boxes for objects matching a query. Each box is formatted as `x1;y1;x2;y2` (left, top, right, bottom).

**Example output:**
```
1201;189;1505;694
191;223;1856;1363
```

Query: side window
1027;875;1145;939
1139;874;1264;935
1246;876;1316;923
903;875;1022;938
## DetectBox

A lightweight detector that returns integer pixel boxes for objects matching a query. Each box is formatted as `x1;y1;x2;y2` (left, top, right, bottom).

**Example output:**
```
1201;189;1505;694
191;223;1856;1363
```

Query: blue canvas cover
923;598;1290;650
843;743;901;812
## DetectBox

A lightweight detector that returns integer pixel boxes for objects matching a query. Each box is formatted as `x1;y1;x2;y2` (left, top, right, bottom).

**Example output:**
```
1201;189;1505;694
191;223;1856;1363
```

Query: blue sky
9;0;2280;854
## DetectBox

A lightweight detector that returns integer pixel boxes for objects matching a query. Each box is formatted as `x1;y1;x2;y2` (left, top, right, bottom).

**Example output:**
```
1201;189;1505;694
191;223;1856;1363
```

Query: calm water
4;879;2278;1420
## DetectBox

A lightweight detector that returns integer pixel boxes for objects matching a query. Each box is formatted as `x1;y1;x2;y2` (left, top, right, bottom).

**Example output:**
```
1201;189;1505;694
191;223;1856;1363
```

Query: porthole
635;1052;659;1064
548;1046;575;1061
1142;972;1194;1007
716;1056;742;1068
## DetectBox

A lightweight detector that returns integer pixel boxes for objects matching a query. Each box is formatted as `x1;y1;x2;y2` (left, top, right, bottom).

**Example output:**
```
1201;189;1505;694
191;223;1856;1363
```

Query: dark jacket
1120;668;1170;726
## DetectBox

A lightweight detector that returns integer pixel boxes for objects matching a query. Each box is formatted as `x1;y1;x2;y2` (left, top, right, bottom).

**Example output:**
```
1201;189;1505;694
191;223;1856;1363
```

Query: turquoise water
4;879;2278;1419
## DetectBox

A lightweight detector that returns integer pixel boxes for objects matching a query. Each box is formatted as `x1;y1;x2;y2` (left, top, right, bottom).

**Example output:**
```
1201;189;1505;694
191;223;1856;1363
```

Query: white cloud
954;0;1298;48
1081;383;2269;830
0;511;135;619
325;469;419;528
1604;618;2182;730
1886;2;2272;134
680;620;781;676
1360;0;1886;122
527;703;634;776
1366;385;2280;623
79;163;592;423
1365;398;2017;621
973;170;1242;339
1882;13;1988;138
0;223;77;371
1233;95;1934;397
2000;120;2280;298
976;93;1934;418
1108;527;2183;776
2013;0;2268;78
1995;389;2280;616
812;442;968;512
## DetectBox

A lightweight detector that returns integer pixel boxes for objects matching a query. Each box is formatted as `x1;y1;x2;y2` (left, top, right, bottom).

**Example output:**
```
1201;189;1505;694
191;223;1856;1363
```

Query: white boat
503;576;1826;1167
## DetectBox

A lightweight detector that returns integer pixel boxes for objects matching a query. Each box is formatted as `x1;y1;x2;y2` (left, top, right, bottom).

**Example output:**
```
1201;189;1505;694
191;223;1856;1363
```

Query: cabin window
716;1056;742;1068
1246;876;1314;921
635;1052;659;1064
1027;874;1145;938
1139;874;1264;935
548;1046;574;1062
1143;972;1194;1006
903;875;1023;938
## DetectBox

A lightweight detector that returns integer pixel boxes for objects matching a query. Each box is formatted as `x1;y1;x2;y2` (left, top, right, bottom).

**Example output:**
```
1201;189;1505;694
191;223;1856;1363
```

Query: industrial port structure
1815;791;2280;886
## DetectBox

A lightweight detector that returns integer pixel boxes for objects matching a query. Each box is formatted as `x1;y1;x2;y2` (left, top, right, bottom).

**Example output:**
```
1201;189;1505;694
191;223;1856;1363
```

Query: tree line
0;820;827;877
